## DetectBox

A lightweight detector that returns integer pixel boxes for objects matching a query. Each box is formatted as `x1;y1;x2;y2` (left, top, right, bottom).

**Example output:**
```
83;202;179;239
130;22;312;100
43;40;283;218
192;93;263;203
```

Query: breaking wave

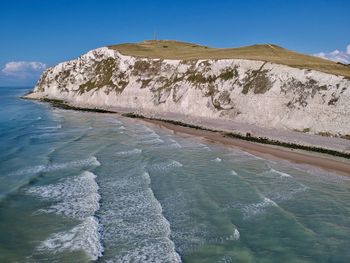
37;216;103;261
168;139;182;148
264;167;309;202
241;197;278;219
98;170;181;262
8;156;100;177
115;148;142;156
270;168;292;178
37;124;62;130
231;170;238;176
27;171;100;220
27;171;103;260
148;160;183;172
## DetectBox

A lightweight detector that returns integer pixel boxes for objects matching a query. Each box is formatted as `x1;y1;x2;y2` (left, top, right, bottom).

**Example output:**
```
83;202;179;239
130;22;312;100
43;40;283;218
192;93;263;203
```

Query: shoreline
141;118;350;176
22;96;350;175
123;113;350;159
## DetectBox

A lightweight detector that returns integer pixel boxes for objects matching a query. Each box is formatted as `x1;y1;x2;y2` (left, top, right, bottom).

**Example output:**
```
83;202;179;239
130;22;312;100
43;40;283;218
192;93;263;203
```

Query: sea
1;86;350;263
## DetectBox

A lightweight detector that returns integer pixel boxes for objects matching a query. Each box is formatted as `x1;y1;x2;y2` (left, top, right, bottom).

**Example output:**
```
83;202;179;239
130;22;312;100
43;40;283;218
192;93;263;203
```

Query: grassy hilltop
109;40;350;78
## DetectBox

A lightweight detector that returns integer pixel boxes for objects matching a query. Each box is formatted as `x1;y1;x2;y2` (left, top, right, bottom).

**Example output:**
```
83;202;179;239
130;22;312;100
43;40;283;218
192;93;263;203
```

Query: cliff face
27;47;350;136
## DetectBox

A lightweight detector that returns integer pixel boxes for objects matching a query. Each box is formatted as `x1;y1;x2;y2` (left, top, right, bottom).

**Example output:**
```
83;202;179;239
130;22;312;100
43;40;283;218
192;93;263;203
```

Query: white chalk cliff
26;45;350;136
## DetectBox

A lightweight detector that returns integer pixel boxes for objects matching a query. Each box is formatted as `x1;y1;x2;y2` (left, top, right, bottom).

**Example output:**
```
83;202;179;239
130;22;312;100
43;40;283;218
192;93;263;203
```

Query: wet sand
143;118;350;176
22;97;350;176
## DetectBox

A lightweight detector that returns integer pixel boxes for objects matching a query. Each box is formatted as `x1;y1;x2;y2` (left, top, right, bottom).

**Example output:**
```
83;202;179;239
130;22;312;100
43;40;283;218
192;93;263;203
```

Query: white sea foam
218;255;234;263
30;171;103;260
140;126;154;133
37;124;62;130
241;197;277;219
28;171;100;220
227;149;264;161
168;139;182;148
115;148;142;156
117;125;126;130
270;168;292;178
9;156;100;177
140;131;160;139
114;119;122;124
107;241;182;263
231;170;238;176
213;157;222;162
232;229;240;240
151;139;182;150
263;167;309;202
149;160;183;172
233;229;240;240
140;138;164;145
45;156;101;172
141;171;151;185
136;130;166;145
98;168;181;262
11;164;47;176
38;216;103;260
218;229;240;242
30;133;55;139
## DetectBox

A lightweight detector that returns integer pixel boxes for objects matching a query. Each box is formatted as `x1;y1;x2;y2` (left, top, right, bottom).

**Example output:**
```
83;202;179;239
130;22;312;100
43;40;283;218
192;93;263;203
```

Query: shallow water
1;87;350;262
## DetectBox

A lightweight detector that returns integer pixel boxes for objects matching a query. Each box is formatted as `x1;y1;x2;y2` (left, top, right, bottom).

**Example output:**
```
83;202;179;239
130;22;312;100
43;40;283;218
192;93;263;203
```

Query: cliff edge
25;40;350;139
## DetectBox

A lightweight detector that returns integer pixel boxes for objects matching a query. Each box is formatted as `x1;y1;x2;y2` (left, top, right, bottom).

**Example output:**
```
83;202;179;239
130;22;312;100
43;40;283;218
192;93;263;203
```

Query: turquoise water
1;87;350;263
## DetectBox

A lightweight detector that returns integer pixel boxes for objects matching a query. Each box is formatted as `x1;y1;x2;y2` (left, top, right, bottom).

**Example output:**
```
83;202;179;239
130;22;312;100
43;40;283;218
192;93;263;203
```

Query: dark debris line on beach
22;97;350;159
123;113;350;159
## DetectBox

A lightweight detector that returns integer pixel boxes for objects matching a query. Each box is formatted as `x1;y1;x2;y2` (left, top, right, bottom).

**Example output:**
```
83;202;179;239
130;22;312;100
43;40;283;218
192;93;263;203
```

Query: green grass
109;40;350;79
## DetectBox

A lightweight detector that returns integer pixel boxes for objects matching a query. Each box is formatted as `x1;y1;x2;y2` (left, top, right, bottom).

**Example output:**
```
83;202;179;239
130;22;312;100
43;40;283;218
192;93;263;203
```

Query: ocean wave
240;197;278;219
136;130;164;144
231;170;238;176
292;163;350;183
106;241;181;263
270;168;292;178
150;139;182;150
226;150;265;161
37;216;103;261
140;131;160;139
213;157;222;162
168;139;182;148
113;119;122;124
37;124;62;130
9;156;100;177
30;171;103;260
30;133;52;139
263;167;309;201
27;171;100;220
232;229;240;240
148;160;183;172
98;169;181;262
115;148;142;156
139;138;164;145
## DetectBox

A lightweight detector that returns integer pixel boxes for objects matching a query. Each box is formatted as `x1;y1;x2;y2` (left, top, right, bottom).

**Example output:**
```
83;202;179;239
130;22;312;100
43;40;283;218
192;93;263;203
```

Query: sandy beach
141;118;350;176
23;97;350;176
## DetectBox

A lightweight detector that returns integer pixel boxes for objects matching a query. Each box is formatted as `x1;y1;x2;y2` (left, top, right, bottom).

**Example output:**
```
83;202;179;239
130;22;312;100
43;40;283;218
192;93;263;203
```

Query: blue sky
1;0;349;86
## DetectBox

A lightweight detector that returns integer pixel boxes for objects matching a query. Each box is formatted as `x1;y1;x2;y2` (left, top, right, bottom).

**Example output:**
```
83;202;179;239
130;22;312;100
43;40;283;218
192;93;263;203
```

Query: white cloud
313;44;350;64
2;61;47;78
